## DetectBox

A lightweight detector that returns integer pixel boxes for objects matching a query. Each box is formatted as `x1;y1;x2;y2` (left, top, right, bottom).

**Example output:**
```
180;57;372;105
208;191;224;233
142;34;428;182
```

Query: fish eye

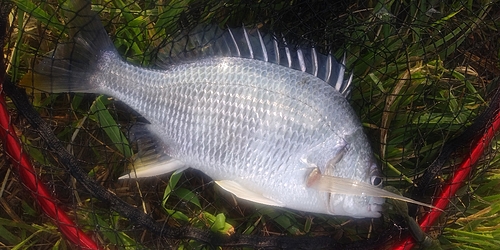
371;176;383;187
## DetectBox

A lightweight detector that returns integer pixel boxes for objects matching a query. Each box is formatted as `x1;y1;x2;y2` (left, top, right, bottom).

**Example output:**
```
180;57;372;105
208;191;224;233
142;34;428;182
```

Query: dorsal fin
158;25;353;98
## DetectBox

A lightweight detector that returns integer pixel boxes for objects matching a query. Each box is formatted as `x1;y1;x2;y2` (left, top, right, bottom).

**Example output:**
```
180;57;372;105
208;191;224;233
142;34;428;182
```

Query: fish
31;0;435;218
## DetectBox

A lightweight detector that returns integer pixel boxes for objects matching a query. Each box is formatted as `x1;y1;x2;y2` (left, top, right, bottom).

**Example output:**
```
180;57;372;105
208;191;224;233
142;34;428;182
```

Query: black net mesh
1;0;500;249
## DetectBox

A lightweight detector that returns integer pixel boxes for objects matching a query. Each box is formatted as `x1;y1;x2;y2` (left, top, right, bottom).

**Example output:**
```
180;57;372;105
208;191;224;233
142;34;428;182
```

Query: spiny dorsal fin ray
158;25;353;98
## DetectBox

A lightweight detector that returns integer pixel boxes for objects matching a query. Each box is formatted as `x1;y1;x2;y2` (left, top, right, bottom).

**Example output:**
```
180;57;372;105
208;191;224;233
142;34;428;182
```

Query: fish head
324;159;386;218
303;130;385;218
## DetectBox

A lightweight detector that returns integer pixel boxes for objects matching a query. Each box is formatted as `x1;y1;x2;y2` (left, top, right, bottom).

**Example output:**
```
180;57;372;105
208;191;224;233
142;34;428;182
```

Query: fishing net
1;0;499;249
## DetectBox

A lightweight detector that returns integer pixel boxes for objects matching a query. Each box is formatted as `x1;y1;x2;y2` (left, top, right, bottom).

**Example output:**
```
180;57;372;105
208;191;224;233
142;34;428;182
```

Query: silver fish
33;1;434;218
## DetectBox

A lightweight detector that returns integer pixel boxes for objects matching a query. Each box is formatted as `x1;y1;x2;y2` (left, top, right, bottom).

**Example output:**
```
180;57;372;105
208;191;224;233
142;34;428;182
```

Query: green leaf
0;225;21;245
259;209;302;235
210;213;226;231
88;212;142;249
174;188;202;209
162;171;183;207
21;201;38;217
13;0;65;31
165;209;190;222
88;95;133;158
203;212;234;235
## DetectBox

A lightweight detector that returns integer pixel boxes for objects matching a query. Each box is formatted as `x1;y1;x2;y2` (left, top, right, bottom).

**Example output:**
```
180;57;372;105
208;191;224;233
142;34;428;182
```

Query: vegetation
1;0;499;249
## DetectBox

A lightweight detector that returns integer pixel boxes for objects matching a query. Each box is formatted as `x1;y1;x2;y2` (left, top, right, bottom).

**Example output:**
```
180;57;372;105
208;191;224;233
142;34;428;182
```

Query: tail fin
30;0;116;93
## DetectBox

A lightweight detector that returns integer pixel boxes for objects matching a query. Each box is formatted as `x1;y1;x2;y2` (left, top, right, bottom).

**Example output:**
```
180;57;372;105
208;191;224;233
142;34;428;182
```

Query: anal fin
215;180;283;207
119;123;187;179
119;158;187;179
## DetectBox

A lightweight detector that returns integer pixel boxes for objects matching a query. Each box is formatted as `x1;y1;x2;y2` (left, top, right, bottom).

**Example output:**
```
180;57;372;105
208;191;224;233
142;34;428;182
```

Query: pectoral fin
215;180;284;207
301;135;347;173
306;168;441;210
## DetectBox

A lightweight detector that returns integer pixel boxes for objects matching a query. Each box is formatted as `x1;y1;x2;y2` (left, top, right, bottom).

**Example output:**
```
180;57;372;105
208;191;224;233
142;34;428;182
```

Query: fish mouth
368;196;385;215
325;194;385;218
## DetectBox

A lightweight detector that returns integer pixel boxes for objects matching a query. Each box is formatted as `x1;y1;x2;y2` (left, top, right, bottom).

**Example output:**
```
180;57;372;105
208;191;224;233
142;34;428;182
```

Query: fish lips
368;196;385;216
324;193;385;218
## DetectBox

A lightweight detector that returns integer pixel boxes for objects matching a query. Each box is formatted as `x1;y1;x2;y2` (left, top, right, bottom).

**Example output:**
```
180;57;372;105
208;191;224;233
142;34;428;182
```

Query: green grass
2;0;500;249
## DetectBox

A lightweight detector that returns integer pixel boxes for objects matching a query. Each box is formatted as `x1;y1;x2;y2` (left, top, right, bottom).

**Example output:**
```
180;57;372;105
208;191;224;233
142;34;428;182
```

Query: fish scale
28;1;444;218
92;55;374;214
38;46;386;217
